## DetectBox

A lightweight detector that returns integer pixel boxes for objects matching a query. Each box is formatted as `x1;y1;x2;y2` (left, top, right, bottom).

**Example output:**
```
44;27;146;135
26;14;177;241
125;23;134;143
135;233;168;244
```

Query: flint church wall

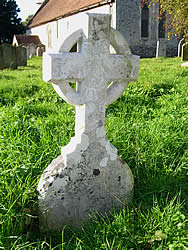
116;0;178;57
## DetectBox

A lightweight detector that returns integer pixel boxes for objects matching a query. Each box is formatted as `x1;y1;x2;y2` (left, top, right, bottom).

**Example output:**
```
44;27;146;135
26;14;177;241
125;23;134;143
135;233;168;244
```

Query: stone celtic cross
39;13;139;230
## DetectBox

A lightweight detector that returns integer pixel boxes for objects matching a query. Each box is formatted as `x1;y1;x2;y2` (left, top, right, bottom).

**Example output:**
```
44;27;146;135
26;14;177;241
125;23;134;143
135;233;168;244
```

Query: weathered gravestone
38;13;139;230
0;44;27;69
16;46;27;66
156;40;167;57
0;44;17;69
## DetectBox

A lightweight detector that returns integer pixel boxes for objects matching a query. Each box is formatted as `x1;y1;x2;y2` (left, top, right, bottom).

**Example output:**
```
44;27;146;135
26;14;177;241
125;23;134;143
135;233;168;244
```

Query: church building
27;0;178;57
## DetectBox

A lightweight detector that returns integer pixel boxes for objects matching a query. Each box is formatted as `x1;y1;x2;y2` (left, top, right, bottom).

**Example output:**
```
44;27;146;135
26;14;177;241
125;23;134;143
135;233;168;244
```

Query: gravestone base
38;135;134;231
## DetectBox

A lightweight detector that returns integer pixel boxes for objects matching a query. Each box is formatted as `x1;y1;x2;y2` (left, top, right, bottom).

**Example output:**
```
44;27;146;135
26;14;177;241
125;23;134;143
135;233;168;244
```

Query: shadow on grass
0;85;41;106
134;174;187;208
106;82;176;113
0;75;17;80
17;65;41;71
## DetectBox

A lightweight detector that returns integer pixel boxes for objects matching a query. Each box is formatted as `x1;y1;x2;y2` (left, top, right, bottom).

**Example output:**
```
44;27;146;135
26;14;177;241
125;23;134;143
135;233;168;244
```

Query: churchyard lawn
0;57;187;249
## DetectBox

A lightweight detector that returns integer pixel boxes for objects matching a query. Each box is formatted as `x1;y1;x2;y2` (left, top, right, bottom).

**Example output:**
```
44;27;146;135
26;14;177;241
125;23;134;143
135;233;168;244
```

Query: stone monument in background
0;44;27;69
156;40;167;57
38;13;139;230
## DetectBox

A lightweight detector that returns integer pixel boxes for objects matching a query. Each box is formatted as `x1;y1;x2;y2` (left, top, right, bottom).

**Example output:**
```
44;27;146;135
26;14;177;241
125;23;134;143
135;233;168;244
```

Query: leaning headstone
0;44;17;69
156;40;167;57
38;13;139;230
182;43;188;61
16;46;27;66
28;43;36;59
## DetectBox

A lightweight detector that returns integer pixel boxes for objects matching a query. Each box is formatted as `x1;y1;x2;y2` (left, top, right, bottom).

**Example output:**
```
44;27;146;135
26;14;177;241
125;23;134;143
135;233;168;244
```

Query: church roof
28;0;114;28
14;35;42;45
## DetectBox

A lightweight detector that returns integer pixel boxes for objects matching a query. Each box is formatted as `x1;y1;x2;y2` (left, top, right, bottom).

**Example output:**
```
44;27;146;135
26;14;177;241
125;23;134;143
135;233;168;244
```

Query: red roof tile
14;35;42;45
28;0;114;28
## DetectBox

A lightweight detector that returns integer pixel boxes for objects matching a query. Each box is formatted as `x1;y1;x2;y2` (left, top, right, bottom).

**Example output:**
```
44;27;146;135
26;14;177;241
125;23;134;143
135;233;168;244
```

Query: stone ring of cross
43;14;139;107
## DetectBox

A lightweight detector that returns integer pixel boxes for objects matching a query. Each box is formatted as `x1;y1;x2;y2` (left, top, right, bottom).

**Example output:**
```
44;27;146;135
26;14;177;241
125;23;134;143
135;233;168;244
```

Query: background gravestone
36;45;45;57
0;44;27;69
16;46;27;66
0;44;17;69
38;13;139;231
156;40;167;57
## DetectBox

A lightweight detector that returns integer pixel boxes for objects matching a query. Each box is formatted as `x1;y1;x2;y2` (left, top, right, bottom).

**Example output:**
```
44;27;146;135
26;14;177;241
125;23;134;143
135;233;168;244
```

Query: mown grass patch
0;57;187;249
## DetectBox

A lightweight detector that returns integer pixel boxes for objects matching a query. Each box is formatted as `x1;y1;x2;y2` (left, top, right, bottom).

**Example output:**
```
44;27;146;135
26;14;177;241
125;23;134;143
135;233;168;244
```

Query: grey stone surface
39;13;139;230
116;0;141;44
38;149;134;230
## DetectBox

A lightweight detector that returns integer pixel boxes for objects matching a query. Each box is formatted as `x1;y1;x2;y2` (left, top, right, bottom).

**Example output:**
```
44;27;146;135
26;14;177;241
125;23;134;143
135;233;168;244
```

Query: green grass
0;57;187;249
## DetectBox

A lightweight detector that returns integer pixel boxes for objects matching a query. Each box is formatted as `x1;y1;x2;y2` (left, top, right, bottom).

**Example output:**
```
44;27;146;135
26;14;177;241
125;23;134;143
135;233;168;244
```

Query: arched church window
70;43;77;52
158;10;166;38
46;24;52;48
141;3;149;38
70;38;82;53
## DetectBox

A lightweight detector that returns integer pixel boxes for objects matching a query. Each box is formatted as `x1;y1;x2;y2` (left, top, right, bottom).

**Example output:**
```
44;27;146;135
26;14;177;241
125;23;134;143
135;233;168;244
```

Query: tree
0;0;25;44
22;14;34;27
142;0;188;41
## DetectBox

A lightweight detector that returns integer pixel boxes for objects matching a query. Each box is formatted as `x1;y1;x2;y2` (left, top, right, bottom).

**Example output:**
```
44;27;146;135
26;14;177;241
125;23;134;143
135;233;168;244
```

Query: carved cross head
43;13;139;137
